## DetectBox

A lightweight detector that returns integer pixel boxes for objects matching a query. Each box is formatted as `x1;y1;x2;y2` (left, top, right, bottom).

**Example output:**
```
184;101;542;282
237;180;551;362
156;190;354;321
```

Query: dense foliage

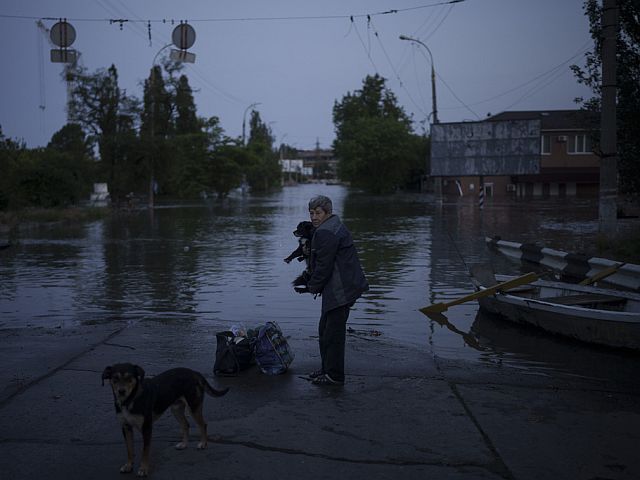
0;125;95;209
572;0;640;199
0;58;288;211
332;74;428;194
3;67;431;211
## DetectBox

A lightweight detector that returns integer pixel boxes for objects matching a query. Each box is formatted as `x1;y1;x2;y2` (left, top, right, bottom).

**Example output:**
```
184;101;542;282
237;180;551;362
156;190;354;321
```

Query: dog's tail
203;379;229;397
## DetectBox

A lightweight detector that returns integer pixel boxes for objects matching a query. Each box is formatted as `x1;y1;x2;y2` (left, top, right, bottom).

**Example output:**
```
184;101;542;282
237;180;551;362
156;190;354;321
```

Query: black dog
284;221;315;293
102;363;228;477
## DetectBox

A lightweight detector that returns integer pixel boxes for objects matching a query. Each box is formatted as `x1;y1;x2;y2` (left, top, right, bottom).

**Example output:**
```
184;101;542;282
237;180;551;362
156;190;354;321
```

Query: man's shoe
308;369;324;379
311;374;344;386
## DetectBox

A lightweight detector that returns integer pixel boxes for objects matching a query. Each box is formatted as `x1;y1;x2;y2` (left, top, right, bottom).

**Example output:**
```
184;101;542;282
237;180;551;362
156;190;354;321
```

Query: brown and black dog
102;363;229;477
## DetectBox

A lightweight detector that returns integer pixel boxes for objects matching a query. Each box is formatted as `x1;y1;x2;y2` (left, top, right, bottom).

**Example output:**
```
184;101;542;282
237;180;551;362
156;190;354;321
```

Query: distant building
280;147;338;180
437;110;599;198
279;159;312;179
297;148;338;180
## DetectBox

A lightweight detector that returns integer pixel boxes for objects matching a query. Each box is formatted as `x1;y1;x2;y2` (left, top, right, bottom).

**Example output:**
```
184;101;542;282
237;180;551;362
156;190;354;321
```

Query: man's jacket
306;215;369;313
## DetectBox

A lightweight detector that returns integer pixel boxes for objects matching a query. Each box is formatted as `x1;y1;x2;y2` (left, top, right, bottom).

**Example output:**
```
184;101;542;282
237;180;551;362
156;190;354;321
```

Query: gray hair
308;195;333;214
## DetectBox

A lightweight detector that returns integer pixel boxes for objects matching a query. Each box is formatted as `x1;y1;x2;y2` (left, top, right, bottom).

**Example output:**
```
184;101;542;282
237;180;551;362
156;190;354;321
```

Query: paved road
1;321;639;479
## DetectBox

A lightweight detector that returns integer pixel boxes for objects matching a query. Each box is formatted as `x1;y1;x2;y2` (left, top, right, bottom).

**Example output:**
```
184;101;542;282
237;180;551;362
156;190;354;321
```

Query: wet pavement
1;319;639;480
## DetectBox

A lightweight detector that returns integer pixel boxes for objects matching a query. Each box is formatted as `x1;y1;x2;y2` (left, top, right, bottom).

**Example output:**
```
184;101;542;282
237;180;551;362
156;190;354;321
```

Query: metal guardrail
486;237;640;292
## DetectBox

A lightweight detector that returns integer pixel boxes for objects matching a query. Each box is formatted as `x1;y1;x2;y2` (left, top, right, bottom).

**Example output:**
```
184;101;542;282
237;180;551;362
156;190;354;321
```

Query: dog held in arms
102;363;229;477
283;220;315;293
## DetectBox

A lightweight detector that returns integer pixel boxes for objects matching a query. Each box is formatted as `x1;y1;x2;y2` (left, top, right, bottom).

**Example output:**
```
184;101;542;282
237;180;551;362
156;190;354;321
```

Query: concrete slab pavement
1;320;639;479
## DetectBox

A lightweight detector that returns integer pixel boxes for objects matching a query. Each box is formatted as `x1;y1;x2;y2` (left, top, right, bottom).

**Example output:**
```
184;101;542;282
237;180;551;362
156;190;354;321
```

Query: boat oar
579;262;625;286
420;272;539;315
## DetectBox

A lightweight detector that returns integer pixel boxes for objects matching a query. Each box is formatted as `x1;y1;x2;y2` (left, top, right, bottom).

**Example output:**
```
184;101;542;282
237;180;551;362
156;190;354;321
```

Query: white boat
469;265;640;350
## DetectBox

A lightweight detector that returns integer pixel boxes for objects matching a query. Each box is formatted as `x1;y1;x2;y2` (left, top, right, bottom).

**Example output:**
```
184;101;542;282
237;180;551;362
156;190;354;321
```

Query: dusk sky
1;0;593;151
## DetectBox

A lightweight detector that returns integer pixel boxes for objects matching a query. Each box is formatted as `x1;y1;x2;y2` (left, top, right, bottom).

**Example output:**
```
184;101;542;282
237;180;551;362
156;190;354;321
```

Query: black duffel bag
213;331;256;376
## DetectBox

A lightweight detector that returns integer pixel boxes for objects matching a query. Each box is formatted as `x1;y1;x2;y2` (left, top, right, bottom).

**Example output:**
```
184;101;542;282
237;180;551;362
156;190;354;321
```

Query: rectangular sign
170;49;196;63
50;49;77;64
430;119;541;176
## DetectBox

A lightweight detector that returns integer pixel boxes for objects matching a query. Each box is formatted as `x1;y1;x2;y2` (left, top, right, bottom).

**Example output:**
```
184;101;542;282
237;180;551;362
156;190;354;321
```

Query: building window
541;135;550;155
567;134;592;154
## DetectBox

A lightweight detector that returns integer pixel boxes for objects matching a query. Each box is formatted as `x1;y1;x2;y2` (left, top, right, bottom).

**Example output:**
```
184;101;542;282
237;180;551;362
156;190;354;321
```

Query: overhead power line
439;41;592;113
0;1;467;23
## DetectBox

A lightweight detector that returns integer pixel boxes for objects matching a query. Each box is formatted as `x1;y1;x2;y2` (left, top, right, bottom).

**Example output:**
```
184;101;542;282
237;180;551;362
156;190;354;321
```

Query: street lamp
399;35;439;124
242;102;260;145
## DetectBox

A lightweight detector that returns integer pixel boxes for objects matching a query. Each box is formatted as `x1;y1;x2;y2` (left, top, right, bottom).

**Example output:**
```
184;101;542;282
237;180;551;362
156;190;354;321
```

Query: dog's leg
171;401;190;450
120;425;135;473
137;422;152;477
189;402;208;449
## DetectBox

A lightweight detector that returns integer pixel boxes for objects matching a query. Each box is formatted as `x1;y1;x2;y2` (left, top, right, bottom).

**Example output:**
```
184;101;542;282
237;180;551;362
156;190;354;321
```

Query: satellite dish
172;23;196;50
50;21;76;48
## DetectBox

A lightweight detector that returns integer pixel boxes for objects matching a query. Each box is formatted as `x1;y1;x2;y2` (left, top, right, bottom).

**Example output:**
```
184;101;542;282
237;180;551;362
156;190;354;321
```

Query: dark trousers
318;304;351;382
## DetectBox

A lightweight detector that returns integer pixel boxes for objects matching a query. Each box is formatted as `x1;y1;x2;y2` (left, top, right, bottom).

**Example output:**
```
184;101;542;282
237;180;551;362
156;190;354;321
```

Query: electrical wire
411;48;430;114
90;0;247;107
423;3;455;42
437;71;481;120
439;41;591;112
0;1;469;24
369;18;429;118
351;16;379;74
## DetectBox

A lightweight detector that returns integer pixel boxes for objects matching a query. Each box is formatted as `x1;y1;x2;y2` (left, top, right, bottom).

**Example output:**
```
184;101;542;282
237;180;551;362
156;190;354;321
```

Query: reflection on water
1;185;637;382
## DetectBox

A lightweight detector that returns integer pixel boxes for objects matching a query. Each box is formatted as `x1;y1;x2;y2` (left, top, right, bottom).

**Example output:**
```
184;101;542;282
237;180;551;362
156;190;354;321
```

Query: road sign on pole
50;21;76;48
172;23;196;50
50;48;78;63
170;49;195;63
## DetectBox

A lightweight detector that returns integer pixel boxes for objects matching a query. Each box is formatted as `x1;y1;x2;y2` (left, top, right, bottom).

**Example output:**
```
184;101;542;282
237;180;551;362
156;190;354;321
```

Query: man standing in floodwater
298;195;369;386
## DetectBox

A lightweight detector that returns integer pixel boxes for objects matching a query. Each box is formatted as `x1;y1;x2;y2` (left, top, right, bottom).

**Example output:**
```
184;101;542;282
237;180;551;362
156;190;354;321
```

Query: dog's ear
135;365;145;383
101;366;112;386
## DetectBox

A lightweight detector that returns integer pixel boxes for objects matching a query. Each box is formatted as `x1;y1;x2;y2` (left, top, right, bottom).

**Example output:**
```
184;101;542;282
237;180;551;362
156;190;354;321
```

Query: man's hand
294;286;309;294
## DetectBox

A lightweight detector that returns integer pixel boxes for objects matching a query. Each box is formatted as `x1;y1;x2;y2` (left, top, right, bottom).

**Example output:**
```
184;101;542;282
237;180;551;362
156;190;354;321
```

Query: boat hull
472;273;640;350
478;295;640;350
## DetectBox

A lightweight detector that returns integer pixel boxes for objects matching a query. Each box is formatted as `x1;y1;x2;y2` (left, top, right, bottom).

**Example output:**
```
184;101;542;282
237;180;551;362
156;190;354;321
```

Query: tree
168;133;210;198
6;147;93;209
333;74;417;194
572;0;640;199
68;64;139;204
48;123;93;160
141;65;173;202
247;110;274;149
0;126;26;209
209;145;245;198
174;75;199;135
245;111;281;191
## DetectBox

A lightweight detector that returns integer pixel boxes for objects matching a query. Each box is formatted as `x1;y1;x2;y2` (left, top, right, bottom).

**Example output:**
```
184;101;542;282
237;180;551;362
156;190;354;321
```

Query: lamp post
242;102;260;145
399;35;438;124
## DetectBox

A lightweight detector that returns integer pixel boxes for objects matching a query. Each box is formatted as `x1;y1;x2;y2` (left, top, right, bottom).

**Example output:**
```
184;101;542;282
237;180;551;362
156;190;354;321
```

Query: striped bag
255;321;294;375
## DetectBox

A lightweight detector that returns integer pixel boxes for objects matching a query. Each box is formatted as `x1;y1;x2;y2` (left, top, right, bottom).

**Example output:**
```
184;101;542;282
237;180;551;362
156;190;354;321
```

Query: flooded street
1;184;638;384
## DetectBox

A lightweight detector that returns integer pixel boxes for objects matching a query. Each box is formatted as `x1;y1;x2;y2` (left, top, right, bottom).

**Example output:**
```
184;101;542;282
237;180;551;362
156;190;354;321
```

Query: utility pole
599;0;618;235
400;34;441;199
399;35;438;124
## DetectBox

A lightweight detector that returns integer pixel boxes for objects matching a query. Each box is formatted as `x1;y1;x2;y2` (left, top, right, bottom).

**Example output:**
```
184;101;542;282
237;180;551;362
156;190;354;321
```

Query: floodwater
1;184;638;383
